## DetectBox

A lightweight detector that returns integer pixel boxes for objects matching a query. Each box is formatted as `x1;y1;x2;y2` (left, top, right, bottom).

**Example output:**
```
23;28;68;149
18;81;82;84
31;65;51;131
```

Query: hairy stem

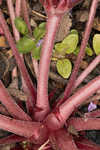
45;76;100;130
35;15;61;121
0;9;36;102
62;0;98;102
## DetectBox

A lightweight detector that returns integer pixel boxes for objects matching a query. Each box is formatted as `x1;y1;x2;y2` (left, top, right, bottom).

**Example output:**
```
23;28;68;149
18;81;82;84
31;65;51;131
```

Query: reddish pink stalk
21;0;32;34
0;9;36;102
7;0;35;118
0;114;48;144
49;129;78;150
7;0;20;41
35;0;84;121
21;0;39;80
15;0;21;17
0;80;31;121
0;23;4;35
75;137;100;150
35;15;61;121
84;109;100;118
0;134;26;145
8;0;36;116
32;57;39;79
45;76;100;130
61;0;98;102
68;117;100;131
74;55;100;89
26;96;34;117
21;0;39;115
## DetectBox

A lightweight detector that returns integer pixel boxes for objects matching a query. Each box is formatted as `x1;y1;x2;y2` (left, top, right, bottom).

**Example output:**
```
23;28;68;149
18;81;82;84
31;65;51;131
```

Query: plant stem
35;15;61;121
74;55;100;89
0;80;31;121
32;57;39;79
0;114;48;144
15;0;21;17
21;0;32;35
75;137;100;150
21;0;39;115
50;129;78;150
68;117;100;131
84;109;100;118
7;0;20;41
21;0;39;80
62;0;98;102
0;9;36;102
45;76;100;130
0;134;26;145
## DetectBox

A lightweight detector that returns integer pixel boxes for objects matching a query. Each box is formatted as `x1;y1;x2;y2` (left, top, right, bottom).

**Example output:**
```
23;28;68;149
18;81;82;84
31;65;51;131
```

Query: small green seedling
56;59;72;78
14;17;28;35
93;34;100;55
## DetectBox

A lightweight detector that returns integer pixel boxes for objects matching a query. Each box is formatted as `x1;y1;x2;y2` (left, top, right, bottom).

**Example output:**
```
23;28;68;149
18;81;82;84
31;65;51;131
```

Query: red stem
0;9;36;103
84;109;100;118
7;0;20;41
0;104;10;116
21;0;32;35
21;0;39;115
45;76;100;130
50;129;78;150
15;0;21;17
68;117;100;131
74;55;100;89
62;0;98;103
0;134;26;145
75;137;100;150
0;80;31;121
21;0;39;79
0;114;48;144
34;15;61;121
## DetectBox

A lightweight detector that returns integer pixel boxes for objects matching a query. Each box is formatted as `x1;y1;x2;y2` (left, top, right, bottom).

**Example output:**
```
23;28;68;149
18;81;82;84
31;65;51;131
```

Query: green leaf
73;46;80;55
70;29;78;35
85;47;93;56
32;46;41;60
17;36;35;53
14;17;28;35
33;22;46;41
54;43;67;55
62;33;79;54
93;34;100;55
56;59;72;78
